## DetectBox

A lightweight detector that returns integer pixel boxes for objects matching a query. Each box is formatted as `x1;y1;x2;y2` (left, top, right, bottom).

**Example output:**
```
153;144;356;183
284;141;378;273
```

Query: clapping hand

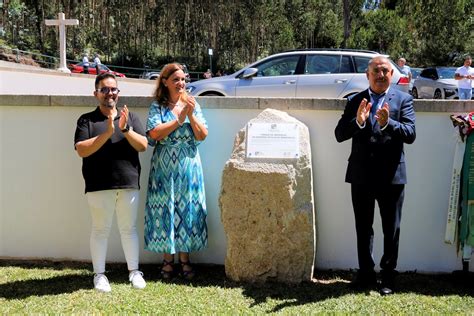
119;105;129;130
177;104;188;125
107;115;114;134
375;103;390;126
185;95;196;117
357;98;371;125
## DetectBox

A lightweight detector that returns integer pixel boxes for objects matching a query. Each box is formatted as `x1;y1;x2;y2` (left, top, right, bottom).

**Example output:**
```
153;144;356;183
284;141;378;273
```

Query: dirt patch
0;50;41;67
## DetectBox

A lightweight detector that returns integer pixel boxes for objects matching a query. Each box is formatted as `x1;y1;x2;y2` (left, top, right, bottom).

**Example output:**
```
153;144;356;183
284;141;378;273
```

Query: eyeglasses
370;68;391;76
96;87;120;94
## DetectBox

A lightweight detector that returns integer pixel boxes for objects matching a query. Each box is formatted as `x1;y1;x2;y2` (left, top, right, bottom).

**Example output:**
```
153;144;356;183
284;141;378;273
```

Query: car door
418;68;437;98
235;55;300;97
296;54;355;98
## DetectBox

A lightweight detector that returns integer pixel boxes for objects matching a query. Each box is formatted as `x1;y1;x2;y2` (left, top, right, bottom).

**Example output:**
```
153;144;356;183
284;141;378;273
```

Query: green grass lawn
1;260;473;314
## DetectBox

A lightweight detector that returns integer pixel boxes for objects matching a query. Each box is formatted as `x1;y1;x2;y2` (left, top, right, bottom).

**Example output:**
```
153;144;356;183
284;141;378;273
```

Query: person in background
94;53;101;75
454;55;474;100
144;63;208;280
203;69;212;79
74;73;148;292
82;53;90;74
397;57;412;81
335;56;416;295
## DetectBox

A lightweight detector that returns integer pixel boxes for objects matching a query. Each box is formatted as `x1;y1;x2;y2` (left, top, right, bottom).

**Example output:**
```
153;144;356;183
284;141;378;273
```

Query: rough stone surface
219;108;315;283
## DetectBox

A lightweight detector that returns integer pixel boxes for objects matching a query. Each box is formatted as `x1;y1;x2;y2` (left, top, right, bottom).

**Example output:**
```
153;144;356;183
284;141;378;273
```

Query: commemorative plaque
246;122;299;158
220;108;314;283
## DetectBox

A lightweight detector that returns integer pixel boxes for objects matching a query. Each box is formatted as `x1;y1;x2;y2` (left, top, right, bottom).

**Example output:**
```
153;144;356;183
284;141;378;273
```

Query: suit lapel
385;89;397;108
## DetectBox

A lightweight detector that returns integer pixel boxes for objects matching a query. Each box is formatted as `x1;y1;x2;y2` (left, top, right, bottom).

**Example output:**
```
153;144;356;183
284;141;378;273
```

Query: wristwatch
121;124;130;133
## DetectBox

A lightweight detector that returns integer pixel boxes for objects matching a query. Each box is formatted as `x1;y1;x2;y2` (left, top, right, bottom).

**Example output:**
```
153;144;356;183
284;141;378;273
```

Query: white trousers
86;189;140;273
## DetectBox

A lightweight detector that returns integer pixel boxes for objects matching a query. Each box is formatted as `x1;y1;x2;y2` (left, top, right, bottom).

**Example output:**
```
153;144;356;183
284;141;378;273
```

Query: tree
342;0;364;48
398;0;473;66
1;0;472;72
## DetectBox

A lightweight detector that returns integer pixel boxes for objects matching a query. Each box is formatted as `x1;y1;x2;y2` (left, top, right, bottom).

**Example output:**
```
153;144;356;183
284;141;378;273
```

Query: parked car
69;62;126;77
186;49;409;98
141;64;190;82
409;67;422;95
411;67;463;99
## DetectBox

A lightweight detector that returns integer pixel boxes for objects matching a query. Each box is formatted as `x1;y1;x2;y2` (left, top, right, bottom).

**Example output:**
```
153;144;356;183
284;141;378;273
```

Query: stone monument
219;108;315;283
45;12;79;73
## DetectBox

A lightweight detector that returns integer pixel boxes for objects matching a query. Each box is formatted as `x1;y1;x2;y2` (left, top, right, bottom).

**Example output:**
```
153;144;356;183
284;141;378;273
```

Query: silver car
412;67;460;99
187;49;409;98
409;67;422;95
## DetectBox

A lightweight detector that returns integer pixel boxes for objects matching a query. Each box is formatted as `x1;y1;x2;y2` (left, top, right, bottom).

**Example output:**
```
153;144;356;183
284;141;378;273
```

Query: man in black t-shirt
74;73;147;293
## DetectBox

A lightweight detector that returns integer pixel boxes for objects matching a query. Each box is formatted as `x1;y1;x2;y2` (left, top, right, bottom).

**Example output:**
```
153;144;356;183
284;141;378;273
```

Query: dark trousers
351;183;404;273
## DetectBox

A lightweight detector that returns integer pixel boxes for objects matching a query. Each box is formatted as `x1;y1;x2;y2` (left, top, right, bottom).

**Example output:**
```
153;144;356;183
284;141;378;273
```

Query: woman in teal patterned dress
145;63;208;279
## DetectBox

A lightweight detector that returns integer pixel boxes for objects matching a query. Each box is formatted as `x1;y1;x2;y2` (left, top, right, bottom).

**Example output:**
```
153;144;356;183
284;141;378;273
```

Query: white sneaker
93;273;111;293
129;270;146;289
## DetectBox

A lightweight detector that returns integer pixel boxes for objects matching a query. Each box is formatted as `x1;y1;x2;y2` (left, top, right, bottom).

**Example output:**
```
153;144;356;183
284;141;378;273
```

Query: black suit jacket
335;88;416;184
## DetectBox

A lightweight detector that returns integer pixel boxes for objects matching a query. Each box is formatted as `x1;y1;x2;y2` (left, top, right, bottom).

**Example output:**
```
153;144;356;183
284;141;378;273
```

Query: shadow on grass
237;270;474;313
155;264;474;312
1;259;473;309
0;274;91;299
0;260;93;299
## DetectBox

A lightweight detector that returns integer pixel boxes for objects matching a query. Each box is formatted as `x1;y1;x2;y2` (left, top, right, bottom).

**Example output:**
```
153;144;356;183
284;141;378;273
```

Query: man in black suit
335;56;416;295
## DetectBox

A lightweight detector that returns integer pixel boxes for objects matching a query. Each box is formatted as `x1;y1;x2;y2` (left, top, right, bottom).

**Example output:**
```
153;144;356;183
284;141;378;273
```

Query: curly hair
153;63;185;105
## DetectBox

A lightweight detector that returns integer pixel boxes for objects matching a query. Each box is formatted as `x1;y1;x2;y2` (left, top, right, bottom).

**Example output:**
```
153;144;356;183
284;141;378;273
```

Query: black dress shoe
350;270;377;290
379;270;396;295
379;284;393;295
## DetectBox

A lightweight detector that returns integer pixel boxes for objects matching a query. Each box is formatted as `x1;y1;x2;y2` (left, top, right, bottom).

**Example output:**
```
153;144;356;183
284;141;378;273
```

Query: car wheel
411;87;418;99
201;92;224;96
434;89;442;99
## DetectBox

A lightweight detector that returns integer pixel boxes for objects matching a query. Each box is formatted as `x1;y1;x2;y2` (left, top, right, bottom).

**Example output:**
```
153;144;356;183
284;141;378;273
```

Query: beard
102;97;117;108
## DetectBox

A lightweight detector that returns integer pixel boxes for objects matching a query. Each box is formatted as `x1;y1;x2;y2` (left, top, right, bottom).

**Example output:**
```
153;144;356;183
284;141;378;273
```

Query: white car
412;67;464;99
187;49;409;98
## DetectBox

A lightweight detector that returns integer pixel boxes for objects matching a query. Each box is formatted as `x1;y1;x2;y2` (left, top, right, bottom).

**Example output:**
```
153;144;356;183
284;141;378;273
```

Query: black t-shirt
74;107;146;193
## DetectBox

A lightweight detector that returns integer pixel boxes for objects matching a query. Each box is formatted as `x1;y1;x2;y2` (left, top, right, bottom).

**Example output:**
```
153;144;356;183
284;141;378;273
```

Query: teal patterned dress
144;100;208;254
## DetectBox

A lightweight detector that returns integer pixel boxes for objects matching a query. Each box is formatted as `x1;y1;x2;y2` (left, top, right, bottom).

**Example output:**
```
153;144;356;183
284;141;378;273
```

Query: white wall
0;102;471;272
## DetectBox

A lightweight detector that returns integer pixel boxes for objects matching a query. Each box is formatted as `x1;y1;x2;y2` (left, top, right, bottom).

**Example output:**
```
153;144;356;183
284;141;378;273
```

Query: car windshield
411;68;422;79
437;68;456;79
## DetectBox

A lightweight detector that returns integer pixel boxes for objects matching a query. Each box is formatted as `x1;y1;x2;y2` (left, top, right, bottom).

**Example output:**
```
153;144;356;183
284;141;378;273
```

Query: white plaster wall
0;103;470;272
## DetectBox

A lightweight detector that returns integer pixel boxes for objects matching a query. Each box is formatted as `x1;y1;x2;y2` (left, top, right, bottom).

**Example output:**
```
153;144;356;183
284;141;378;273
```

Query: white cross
45;12;79;73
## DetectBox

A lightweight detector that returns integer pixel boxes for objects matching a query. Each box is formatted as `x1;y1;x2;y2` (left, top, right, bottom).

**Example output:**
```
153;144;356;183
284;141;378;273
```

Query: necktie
371;93;385;124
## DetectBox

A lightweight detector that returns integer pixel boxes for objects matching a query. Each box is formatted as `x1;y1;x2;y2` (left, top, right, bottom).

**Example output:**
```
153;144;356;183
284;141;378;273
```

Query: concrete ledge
0;94;473;112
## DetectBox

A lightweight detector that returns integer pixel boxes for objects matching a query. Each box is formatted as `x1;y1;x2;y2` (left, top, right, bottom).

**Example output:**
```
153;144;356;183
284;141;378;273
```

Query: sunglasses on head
96;87;120;94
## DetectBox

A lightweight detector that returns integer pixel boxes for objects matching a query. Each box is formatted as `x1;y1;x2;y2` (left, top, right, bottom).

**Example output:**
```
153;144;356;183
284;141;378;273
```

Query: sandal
179;259;195;280
160;259;174;280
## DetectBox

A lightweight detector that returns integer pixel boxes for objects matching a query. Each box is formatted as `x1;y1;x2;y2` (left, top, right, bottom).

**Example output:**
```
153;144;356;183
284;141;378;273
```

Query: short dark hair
95;73;116;89
465;55;472;61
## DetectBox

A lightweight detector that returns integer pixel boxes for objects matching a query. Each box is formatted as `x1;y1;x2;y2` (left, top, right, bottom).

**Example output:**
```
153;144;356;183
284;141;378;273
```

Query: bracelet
176;118;184;126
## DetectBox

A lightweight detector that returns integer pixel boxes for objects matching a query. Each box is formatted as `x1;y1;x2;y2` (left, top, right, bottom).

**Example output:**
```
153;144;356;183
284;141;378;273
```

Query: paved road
0;61;155;96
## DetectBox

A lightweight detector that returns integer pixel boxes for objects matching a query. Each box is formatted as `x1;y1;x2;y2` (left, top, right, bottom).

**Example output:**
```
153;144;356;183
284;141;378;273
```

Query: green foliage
397;0;473;66
0;0;472;69
349;9;409;58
